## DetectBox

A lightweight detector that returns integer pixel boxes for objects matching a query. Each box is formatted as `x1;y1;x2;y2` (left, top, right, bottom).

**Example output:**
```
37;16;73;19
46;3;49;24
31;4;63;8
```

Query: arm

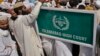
97;10;100;25
0;38;12;56
0;46;12;56
23;1;42;25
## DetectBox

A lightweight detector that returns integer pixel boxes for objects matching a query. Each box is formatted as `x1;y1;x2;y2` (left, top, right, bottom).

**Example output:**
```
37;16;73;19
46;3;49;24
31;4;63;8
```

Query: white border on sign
35;7;97;48
41;7;95;14
92;11;97;56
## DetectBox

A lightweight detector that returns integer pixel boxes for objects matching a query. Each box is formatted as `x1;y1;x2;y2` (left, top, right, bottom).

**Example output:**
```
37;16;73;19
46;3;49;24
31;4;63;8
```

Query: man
41;1;72;56
0;15;18;56
0;0;16;9
85;0;94;10
8;1;44;56
95;1;100;56
42;0;52;7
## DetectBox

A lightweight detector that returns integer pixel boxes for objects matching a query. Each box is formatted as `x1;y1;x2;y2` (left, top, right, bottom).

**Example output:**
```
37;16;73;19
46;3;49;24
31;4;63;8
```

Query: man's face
8;9;17;17
0;19;8;29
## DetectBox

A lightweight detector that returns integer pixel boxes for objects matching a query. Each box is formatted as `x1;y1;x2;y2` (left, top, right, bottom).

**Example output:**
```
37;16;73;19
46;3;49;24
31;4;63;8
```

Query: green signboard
36;7;97;47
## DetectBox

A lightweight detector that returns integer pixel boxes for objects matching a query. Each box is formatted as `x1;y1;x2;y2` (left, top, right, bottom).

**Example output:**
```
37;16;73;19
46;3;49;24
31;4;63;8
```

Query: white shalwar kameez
55;40;72;56
9;2;44;56
0;29;18;56
0;0;16;9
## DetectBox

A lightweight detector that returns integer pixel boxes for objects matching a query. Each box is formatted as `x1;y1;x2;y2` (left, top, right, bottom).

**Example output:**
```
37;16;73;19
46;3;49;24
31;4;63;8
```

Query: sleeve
97;10;100;25
0;47;12;56
0;37;12;56
22;2;42;25
0;37;5;52
8;19;14;36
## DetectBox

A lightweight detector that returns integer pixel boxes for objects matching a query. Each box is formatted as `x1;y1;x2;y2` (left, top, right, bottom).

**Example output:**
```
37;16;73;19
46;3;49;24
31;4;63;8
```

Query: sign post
36;7;97;56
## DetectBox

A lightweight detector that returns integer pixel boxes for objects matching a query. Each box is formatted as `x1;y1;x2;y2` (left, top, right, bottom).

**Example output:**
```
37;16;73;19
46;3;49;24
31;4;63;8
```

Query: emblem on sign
53;15;69;30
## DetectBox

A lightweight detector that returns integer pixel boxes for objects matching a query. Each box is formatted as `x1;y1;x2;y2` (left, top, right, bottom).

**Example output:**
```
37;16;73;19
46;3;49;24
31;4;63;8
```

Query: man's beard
11;16;18;21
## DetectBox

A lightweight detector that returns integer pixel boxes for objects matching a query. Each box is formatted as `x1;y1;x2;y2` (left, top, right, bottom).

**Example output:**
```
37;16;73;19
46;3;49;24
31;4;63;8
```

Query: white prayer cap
94;0;100;9
0;15;8;20
85;0;91;3
0;2;14;9
23;2;31;9
0;12;11;18
82;0;85;3
23;1;34;9
97;9;100;24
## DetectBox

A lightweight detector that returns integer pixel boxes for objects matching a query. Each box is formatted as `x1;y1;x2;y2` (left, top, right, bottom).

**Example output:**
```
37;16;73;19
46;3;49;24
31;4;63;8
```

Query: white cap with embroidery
0;12;11;20
85;0;91;3
23;1;34;9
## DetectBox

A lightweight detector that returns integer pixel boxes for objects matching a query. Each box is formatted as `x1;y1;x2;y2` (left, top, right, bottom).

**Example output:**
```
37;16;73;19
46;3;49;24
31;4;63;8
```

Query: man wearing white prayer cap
0;15;18;56
94;1;100;56
8;1;44;56
0;0;16;9
54;40;72;56
77;0;86;9
96;9;100;56
85;0;91;5
0;12;11;18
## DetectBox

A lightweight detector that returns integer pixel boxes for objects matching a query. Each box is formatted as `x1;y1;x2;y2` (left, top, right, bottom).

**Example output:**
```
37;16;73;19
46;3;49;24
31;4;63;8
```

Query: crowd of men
0;0;100;56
